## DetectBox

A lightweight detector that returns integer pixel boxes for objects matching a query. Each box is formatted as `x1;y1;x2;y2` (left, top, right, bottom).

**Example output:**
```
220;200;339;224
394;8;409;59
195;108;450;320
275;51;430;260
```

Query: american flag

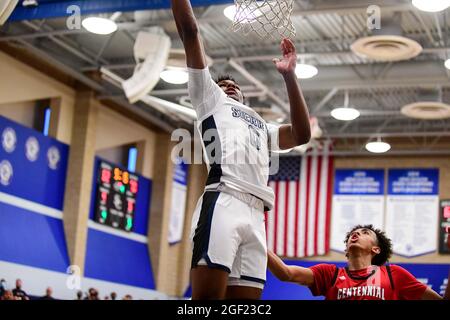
266;148;333;258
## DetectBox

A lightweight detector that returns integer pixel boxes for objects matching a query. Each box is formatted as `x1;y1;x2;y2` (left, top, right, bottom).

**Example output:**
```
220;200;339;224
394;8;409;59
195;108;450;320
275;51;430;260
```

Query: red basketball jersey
309;264;427;300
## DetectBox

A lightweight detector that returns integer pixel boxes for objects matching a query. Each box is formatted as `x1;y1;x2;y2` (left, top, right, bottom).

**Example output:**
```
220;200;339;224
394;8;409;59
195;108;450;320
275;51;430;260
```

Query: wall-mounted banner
331;169;385;252
439;200;450;254
386;169;439;257
168;158;188;245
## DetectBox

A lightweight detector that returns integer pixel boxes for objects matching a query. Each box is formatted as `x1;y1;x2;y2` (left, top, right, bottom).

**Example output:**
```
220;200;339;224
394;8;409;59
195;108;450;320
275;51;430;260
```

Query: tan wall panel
175;163;207;296
95;106;156;178
0;100;36;128
0;51;75;144
62;91;99;274
96;106;156;149
157;162;207;296
51;96;75;144
0;51;74;105
147;135;174;293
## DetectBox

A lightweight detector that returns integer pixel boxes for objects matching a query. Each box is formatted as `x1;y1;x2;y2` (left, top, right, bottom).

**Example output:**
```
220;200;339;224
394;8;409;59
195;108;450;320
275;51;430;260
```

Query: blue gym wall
0;115;70;272
0;115;155;290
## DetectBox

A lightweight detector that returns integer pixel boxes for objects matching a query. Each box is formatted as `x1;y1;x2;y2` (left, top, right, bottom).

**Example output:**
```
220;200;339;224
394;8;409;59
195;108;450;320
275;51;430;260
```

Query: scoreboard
94;161;139;232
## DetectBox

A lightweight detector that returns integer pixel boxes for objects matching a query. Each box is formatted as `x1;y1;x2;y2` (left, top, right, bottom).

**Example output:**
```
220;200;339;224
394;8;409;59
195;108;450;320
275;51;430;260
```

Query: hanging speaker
122;28;171;103
0;0;19;25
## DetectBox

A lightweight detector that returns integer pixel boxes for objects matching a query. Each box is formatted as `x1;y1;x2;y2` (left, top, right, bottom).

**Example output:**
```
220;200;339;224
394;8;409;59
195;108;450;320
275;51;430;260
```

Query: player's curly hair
215;74;238;85
344;224;393;266
215;75;246;101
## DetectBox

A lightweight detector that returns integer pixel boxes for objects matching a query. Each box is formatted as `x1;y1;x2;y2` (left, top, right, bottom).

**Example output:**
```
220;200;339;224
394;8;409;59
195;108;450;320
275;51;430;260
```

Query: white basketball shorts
190;187;267;289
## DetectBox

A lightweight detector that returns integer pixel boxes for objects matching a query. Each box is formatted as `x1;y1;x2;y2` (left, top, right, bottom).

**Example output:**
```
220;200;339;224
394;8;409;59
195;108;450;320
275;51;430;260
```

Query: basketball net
231;0;296;39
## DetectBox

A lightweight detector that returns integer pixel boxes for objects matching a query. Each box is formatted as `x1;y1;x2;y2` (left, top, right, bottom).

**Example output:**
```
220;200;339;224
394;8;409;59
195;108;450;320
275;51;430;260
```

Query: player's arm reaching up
268;250;314;286
170;0;207;69
273;39;312;149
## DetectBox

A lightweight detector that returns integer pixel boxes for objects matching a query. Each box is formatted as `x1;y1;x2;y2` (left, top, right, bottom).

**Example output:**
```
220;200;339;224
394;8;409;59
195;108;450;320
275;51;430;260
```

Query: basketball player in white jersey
170;0;311;299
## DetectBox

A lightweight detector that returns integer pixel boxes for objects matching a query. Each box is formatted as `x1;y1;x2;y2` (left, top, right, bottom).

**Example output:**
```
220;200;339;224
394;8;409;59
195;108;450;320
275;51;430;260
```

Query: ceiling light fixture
295;63;318;79
445;58;450;70
365;137;391;153
330;91;360;121
412;0;450;12
160;67;189;85
331;107;360;121
223;4;263;23
82;16;118;35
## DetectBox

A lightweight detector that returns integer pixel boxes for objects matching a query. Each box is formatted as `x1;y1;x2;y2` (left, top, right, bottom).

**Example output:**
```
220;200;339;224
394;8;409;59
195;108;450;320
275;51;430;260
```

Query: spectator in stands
12;279;29;300
122;294;132;300
1;290;15;300
110;292;117;300
83;289;90;300
75;290;83;300
85;288;99;300
40;287;55;300
104;296;110;300
0;279;6;297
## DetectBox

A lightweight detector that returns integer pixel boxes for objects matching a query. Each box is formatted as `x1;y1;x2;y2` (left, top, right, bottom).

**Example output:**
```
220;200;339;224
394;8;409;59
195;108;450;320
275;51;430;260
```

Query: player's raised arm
420;286;444;300
170;0;207;69
273;38;311;149
268;251;314;286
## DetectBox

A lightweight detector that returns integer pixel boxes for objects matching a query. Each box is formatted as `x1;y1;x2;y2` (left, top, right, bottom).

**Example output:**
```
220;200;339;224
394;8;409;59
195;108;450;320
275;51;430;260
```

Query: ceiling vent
401;102;450;120
401;89;450;120
122;28;171;103
351;17;422;61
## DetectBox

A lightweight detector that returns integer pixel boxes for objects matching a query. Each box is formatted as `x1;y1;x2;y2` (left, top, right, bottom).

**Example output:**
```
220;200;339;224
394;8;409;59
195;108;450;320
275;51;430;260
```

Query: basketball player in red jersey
268;225;447;300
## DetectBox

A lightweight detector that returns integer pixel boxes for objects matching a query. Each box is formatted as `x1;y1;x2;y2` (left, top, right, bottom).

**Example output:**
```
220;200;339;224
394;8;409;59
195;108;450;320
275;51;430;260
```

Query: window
127;146;138;173
34;100;51;135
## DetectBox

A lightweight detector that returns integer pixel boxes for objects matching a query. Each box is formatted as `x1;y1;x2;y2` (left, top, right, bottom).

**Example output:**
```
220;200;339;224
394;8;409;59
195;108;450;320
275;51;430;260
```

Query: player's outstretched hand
272;38;297;76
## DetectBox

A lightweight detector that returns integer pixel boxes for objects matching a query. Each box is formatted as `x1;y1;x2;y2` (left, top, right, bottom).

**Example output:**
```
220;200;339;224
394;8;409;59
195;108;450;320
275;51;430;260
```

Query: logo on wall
2;127;17;153
25;137;40;162
0;160;13;186
47;146;60;170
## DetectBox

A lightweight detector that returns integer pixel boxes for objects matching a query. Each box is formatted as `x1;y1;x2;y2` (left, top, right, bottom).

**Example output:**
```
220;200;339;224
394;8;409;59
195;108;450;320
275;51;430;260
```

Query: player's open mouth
226;90;236;96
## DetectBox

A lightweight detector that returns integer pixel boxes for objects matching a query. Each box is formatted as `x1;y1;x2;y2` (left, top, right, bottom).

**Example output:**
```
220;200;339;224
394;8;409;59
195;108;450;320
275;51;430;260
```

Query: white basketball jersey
188;67;280;210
